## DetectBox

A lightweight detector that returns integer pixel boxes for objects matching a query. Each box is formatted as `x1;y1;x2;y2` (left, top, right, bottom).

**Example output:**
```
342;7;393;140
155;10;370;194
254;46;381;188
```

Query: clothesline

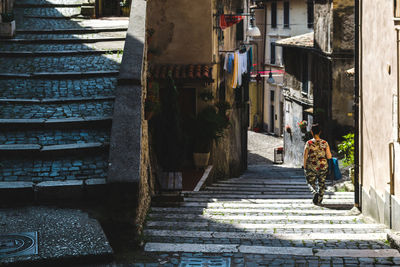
222;47;253;88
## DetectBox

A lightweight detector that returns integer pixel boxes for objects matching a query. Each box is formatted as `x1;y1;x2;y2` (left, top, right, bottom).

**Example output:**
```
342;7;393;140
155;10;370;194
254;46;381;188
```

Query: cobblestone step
0;117;112;129
0;70;119;79
0;142;108;155
0;42;125;53
15;18;128;30
0;96;114;103
144;230;388;241
0;128;109;145
0;50;123;57
21;7;81;17
15;3;84;7
15;0;83;5
0;77;116;98
182;191;354;198
16;27;128;34
3;37;126;44
208;184;310;189
0;154;108;182
145;237;390;251
147;213;362;222
0;55;121;74
150;207;349;215
144;243;400;258
0;101;113;119
145;220;385;231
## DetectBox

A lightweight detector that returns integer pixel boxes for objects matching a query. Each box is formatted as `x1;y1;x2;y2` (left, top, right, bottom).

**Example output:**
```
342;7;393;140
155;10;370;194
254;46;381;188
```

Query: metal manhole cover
0;232;38;259
179;257;230;267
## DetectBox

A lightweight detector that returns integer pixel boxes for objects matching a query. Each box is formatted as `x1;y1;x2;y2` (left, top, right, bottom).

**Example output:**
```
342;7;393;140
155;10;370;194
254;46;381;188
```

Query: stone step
0;50;123;57
16;27;128;34
144;229;387;241
0;70;119;79
0;77;117;99
21;7;81;18
2;37;126;44
208;184;310;189
0;96;115;103
0;154;108;182
14;31;126;40
0;42;125;53
0;55;121;74
16;18;128;31
216;180;306;185
15;3;85;7
183;194;353;201
0;143;109;156
145;220;385;230
0;116;112;128
0;128;110;146
147;213;362;222
150;207;349;215
183;191;353;197
0;101;113;120
144;243;400;258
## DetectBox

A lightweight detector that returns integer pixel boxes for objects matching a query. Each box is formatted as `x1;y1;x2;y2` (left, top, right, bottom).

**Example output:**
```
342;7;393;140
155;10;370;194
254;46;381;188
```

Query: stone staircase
0;0;128;198
143;165;400;266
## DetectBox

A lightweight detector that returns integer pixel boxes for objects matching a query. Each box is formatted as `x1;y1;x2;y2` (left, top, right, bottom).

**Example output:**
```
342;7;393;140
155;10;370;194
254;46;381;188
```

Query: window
283;1;290;28
270;42;276;64
307;0;314;28
302;53;309;94
270;90;275;102
271;2;277;28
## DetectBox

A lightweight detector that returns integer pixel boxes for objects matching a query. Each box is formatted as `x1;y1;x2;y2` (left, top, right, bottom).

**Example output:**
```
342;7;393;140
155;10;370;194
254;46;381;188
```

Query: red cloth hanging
219;14;244;30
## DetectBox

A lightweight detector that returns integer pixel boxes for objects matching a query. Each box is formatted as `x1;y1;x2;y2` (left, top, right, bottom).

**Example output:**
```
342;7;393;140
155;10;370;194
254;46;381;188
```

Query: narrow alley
114;132;400;266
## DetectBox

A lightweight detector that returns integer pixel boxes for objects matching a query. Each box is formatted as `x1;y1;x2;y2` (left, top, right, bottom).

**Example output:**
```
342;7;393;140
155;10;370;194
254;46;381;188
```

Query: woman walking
303;123;332;205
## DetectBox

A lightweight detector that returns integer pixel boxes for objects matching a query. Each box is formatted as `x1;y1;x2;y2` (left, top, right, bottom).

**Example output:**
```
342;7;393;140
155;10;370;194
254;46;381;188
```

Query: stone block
0;181;34;203
84;178;107;199
35;180;84;202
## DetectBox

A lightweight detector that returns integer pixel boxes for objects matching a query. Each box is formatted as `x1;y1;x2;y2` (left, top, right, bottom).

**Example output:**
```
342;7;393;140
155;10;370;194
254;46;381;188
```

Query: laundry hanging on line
224;49;249;88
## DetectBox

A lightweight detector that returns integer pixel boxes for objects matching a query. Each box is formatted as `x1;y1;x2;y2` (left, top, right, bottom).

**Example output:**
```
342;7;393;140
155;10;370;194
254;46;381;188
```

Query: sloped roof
276;32;314;49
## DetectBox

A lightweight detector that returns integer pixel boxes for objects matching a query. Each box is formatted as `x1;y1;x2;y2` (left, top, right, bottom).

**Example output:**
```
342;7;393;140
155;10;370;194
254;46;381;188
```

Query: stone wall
314;0;333;53
282;47;313;166
107;0;155;237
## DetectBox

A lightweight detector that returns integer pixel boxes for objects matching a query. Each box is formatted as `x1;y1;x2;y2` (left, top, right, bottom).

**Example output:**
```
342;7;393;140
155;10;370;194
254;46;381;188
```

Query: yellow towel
231;52;238;88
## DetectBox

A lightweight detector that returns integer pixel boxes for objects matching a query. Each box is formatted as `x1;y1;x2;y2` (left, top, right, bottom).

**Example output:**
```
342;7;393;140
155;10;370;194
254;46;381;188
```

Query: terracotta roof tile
276;32;314;49
150;64;213;82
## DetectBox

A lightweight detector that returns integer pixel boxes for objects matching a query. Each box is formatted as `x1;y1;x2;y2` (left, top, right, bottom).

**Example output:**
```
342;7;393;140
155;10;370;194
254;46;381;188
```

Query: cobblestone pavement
0;77;116;98
0;0;128;182
127;165;400;266
248;131;283;165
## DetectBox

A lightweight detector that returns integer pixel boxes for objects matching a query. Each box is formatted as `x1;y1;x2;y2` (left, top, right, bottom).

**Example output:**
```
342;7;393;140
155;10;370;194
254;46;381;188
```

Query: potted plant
191;105;229;168
0;11;15;38
298;120;308;133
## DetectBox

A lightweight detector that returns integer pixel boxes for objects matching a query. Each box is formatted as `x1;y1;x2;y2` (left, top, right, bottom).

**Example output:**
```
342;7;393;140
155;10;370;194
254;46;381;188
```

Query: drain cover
179;257;230;267
0;232;38;259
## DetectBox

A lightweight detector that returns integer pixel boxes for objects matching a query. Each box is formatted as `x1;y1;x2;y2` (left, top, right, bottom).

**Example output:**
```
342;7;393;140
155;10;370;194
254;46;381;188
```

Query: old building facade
356;0;400;230
276;0;354;166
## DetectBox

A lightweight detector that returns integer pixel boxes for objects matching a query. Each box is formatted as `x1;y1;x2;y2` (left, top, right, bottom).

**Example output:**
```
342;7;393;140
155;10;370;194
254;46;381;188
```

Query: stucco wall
147;0;213;64
360;0;397;197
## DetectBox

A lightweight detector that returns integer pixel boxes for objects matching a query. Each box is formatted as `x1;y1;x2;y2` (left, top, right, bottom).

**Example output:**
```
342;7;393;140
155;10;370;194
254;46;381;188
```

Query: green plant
191;105;229;153
338;133;354;167
199;90;214;102
1;12;14;22
215;100;231;113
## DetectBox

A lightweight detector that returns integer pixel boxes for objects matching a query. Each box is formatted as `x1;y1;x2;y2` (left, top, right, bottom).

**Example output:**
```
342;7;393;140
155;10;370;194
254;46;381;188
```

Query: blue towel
328;158;342;180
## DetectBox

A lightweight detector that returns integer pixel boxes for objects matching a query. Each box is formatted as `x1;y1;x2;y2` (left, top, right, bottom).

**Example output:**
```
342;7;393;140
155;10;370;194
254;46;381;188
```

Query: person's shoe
313;194;319;205
317;194;324;205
